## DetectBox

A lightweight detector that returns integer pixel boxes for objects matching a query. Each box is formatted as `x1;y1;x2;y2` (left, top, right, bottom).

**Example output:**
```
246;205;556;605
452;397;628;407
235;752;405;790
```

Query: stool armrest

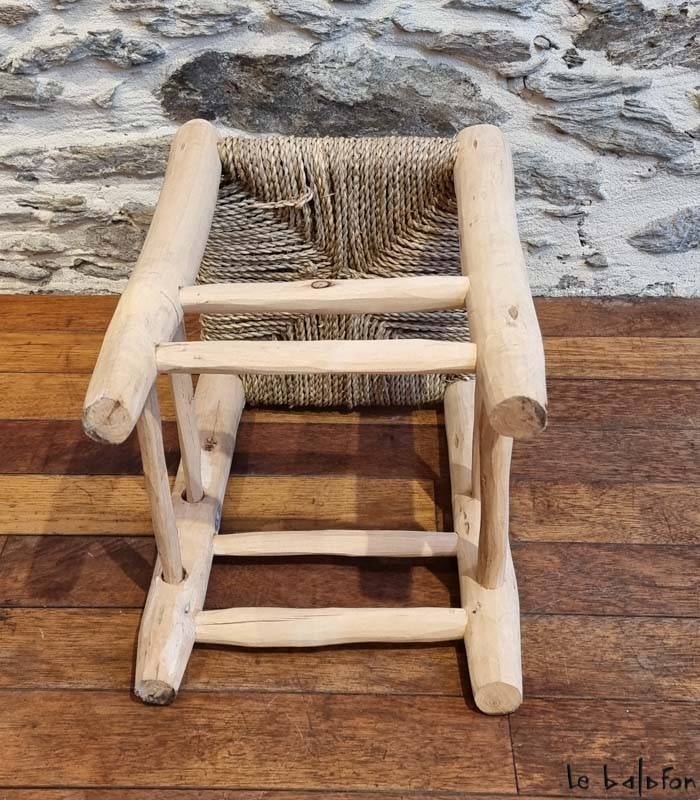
83;119;221;444
454;125;547;439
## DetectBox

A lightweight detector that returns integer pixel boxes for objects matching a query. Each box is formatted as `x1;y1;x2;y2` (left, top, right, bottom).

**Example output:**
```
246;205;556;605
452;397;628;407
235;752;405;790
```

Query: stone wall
0;0;697;296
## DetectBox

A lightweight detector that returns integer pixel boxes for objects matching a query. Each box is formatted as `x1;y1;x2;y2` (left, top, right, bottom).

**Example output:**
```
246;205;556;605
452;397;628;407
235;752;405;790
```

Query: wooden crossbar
180;276;470;315
195;607;468;647
155;339;477;375
213;530;459;558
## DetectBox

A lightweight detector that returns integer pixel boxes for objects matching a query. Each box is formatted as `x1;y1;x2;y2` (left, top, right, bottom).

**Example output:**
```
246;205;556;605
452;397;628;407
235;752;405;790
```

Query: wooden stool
83;120;547;715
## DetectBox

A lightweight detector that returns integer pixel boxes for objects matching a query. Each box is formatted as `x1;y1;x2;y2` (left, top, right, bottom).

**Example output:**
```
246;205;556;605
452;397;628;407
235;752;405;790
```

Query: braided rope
199;136;470;408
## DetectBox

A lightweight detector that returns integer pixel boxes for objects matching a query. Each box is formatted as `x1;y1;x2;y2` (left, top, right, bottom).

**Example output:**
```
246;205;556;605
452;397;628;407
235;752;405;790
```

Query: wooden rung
156;339;477;375
213;529;459;558
195;607;468;647
180;276;470;315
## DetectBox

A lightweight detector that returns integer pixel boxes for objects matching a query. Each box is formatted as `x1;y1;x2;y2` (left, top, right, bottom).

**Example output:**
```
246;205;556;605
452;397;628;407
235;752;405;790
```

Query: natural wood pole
134;374;245;705
195;607;467;648
213;529;459;558
156;339;477;376
136;385;183;585
83;119;221;445
454;125;547;440
180;275;471;315
444;380;522;715
170;323;203;503
474;385;513;590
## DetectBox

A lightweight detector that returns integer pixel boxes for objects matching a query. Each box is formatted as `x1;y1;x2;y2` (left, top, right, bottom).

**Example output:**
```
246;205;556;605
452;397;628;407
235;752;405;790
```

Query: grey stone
1;28;165;75
392;8;531;65
445;0;541;19
667;156;700;177
91;83;119;108
85;217;147;261
110;0;164;8
513;149;603;205
0;137;169;181
556;274;587;290
562;48;585;68
0;2;38;25
17;193;87;212
146;2;262;37
0;73;63;108
0;260;51;281
575;1;700;69
533;35;554;50
628;206;700;254
267;0;349;39
160;44;507;136
7;232;67;254
72;259;131;280
525;69;650;102
499;53;547;78
537;99;693;161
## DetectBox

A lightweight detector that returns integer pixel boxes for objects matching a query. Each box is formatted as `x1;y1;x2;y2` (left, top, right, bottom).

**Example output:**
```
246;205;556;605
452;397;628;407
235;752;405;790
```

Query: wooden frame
82;121;547;714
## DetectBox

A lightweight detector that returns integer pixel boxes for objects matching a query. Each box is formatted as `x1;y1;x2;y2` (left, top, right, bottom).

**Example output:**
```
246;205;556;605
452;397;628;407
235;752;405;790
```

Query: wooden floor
0;295;698;799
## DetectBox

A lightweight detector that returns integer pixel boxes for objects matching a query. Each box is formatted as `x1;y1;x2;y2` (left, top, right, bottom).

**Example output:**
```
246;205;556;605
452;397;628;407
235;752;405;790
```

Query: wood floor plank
0;793;536;800
0;420;447;481
543;337;700;380
546;379;700;429
0;690;515;791
0;475;437;535
511;699;699;797
3;295;698;338
514;542;700;618
1;477;696;545
1;609;697;703
4;371;697;432
0;372;440;424
510;482;700;544
2;537;696;619
2;332;698;380
2;419;698;487
534;297;700;338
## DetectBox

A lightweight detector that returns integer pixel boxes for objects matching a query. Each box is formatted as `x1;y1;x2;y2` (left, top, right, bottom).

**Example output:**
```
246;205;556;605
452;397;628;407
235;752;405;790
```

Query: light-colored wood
135;385;183;585
454;125;547;440
213;529;459;558
473;385;512;590
156;339;478;376
134;373;245;705
180;276;471;315
83;119;221;445
169;323;203;502
195;607;468;647
443;380;522;714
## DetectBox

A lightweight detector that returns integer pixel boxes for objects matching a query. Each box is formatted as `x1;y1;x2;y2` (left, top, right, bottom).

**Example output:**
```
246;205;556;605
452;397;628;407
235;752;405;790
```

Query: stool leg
134;374;244;704
444;380;522;715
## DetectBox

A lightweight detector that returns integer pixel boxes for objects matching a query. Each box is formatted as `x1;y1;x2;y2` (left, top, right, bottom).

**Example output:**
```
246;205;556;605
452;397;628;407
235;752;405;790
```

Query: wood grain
1;421;697;487
514;542;700;617
0;475;437;534
3;537;697;619
533;297;700;338
511;482;700;544
0;690;515;792
2;610;696;702
511;699;699;797
543;337;700;380
2;332;698;380
2;294;697;338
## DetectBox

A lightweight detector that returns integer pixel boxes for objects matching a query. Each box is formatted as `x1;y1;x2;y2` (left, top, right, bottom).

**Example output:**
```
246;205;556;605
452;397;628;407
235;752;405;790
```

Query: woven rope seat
198;135;470;408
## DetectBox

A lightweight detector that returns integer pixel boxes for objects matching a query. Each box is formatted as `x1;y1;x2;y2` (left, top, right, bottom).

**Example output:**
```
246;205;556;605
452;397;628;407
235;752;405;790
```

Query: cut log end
474;681;522;715
83;397;133;445
489;396;547;440
134;679;177;706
